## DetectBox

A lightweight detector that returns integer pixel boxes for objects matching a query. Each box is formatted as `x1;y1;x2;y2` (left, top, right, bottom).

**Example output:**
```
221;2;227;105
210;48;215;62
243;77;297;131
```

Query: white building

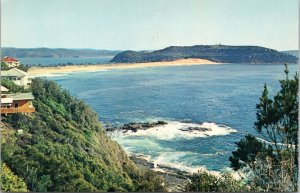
1;68;32;87
2;56;20;68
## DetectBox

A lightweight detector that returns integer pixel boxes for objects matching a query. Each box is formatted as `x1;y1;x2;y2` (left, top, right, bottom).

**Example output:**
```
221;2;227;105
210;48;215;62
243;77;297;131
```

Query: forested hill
1;79;166;192
282;50;299;58
2;47;122;58
111;45;298;64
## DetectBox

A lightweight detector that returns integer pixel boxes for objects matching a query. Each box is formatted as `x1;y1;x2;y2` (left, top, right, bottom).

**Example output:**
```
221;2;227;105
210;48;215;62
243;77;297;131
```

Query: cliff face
1;79;142;192
111;45;298;64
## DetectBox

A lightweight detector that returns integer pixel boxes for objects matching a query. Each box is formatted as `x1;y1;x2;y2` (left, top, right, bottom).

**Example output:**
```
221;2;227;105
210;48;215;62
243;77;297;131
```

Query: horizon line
1;44;298;52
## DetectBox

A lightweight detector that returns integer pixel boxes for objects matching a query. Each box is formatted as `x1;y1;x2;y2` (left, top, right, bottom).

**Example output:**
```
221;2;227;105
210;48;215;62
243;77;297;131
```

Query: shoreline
27;58;221;76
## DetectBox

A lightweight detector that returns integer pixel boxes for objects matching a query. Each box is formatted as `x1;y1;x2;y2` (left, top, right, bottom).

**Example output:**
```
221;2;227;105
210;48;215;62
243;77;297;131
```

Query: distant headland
111;45;298;64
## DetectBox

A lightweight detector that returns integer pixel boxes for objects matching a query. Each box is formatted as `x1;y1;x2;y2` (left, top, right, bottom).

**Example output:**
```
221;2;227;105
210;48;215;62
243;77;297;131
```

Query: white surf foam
120;121;237;140
151;152;221;176
29;73;70;78
256;137;296;148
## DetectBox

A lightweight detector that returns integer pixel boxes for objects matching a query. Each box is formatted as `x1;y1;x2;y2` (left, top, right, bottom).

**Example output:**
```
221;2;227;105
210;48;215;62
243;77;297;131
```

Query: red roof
2;56;19;62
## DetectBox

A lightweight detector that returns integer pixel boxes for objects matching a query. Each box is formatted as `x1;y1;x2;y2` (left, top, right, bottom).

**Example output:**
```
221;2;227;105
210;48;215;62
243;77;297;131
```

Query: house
2;56;20;68
1;87;35;114
1;86;9;92
1;68;32;87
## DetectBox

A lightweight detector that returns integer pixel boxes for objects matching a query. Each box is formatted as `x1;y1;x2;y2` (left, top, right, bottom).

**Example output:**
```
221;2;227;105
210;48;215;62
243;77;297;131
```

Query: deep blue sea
18;56;113;66
48;63;298;172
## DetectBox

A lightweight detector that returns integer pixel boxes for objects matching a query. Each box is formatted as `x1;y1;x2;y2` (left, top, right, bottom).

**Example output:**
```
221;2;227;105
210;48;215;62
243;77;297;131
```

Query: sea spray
113;121;237;140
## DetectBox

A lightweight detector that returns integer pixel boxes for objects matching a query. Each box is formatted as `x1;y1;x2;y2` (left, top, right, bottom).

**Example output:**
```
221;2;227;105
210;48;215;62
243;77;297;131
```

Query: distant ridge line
111;45;298;64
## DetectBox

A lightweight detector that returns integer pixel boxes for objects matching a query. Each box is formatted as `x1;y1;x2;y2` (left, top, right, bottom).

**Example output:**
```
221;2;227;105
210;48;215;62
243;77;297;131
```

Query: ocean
48;63;298;172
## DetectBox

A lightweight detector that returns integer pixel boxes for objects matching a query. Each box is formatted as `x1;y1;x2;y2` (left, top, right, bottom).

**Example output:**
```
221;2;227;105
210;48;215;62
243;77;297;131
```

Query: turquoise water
49;63;298;172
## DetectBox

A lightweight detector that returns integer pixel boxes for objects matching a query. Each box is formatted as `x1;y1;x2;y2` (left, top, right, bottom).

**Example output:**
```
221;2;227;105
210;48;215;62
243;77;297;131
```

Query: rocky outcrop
105;121;168;132
179;126;212;132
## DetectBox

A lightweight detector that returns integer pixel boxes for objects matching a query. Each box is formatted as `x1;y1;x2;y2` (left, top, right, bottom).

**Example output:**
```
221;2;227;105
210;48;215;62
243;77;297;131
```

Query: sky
1;0;298;51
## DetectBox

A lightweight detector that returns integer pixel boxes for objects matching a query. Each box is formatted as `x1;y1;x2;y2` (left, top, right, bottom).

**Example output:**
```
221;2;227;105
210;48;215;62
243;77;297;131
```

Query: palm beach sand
28;58;220;76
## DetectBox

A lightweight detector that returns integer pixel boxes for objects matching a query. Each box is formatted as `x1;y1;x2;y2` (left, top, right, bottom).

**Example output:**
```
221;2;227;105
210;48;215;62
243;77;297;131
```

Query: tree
229;134;273;170
1;62;10;70
1;163;28;192
135;170;168;192
255;64;298;162
1;61;29;71
184;169;249;192
1;78;30;93
229;64;298;191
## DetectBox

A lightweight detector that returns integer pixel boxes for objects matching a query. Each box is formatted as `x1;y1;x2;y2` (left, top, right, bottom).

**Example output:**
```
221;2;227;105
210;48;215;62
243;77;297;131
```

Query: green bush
135;170;168;192
229;64;298;192
184;170;249;192
1;163;28;192
1;79;139;191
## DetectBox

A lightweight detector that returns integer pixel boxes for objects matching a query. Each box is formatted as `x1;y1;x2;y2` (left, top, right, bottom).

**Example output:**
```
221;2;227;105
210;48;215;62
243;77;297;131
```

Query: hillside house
1;87;35;114
2;56;20;68
1;68;32;87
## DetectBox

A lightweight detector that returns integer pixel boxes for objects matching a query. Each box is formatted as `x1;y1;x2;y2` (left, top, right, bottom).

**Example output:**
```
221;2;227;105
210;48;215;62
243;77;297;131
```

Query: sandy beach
28;58;220;76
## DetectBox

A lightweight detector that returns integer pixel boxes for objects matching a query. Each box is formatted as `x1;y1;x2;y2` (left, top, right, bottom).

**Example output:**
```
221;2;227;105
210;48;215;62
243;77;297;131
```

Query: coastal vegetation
229;64;298;191
1;79;167;192
1;61;29;72
182;64;298;192
1;64;297;192
184;170;248;192
111;45;298;64
1;163;28;192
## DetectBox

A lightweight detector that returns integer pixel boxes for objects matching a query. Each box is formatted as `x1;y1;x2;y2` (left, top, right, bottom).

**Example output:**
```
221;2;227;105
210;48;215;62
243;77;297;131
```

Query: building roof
1;86;9;92
1;68;27;77
2;56;19;62
1;97;13;104
6;93;34;100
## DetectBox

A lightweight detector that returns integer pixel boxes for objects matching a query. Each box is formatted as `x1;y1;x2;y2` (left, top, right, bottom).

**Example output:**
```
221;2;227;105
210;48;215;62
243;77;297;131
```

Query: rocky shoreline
105;120;213;133
129;154;189;192
104;121;222;191
105;120;168;132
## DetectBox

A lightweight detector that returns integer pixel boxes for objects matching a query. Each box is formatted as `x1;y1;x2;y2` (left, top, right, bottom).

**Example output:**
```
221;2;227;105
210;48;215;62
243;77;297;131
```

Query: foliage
229;134;273;170
1;61;29;72
245;152;297;192
229;64;298;191
18;63;30;72
1;78;167;192
1;163;28;192
184;170;249;192
1;62;10;70
255;64;298;160
134;170;168;192
1;78;29;93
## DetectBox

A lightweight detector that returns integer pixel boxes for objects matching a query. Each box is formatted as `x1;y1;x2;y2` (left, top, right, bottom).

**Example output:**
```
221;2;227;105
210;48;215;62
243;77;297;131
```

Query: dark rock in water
105;127;117;132
157;164;190;176
130;155;154;169
179;126;212;132
157;120;168;125
122;123;144;132
106;121;168;132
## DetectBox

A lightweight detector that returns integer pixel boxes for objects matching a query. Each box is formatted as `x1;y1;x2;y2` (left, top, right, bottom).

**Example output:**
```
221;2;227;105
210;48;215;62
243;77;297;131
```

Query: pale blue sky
1;0;298;51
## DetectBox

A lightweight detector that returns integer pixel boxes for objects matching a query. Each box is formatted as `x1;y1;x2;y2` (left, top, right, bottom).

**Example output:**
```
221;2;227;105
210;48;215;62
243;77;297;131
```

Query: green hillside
111;45;298;64
1;79;166;192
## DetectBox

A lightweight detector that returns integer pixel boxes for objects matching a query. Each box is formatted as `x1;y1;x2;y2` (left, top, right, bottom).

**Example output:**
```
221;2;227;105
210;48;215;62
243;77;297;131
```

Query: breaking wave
117;121;236;140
